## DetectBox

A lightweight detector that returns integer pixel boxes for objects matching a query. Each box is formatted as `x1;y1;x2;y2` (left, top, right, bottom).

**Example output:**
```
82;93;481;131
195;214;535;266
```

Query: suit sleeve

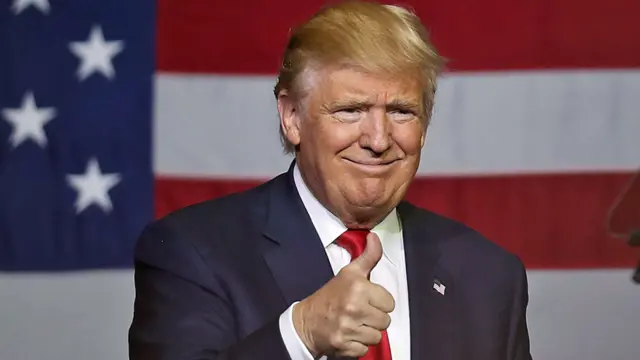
507;256;533;360
128;222;292;360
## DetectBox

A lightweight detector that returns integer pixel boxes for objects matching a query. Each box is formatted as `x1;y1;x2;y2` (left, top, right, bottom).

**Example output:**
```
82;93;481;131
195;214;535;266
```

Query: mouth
343;158;398;171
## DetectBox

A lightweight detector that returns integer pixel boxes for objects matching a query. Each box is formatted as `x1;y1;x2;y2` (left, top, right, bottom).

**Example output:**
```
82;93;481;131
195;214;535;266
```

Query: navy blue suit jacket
128;164;532;359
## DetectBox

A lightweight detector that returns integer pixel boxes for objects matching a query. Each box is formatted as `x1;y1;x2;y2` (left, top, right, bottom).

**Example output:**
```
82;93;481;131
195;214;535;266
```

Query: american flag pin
433;279;446;295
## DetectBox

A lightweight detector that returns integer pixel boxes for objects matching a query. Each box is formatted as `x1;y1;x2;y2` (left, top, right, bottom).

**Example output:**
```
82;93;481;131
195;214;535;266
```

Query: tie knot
336;229;370;259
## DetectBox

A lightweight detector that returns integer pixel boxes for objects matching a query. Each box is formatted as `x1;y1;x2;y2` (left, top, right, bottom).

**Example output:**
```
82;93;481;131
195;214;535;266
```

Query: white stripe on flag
154;70;640;178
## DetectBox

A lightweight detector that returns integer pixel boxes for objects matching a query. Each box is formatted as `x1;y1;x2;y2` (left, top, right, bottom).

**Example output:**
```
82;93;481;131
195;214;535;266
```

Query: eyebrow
385;99;422;111
327;99;421;110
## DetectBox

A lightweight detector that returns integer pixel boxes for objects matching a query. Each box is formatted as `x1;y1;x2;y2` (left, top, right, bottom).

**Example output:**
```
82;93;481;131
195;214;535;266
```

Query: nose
359;108;392;154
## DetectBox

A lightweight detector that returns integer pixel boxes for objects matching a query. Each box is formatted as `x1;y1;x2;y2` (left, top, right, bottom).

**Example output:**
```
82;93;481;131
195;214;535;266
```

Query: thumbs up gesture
292;232;396;358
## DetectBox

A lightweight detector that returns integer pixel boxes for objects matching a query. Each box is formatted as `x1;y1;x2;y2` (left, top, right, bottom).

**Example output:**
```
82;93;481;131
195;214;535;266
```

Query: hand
292;232;395;357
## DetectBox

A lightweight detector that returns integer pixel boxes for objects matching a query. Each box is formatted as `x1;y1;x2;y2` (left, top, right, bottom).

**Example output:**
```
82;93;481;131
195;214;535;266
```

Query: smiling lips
343;158;397;172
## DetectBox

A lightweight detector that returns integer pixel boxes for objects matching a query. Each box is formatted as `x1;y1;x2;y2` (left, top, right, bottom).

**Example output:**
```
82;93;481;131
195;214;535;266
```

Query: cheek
311;120;360;153
393;124;424;155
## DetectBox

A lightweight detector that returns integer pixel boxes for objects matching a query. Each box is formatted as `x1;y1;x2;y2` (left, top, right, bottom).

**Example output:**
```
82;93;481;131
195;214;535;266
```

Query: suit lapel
262;163;335;306
399;202;460;360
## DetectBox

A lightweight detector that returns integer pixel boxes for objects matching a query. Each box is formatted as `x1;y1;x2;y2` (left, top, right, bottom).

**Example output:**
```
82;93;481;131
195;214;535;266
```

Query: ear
277;90;301;148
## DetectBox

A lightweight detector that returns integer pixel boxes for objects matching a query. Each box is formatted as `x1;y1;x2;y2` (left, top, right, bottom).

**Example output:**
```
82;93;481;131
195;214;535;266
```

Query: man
128;1;532;359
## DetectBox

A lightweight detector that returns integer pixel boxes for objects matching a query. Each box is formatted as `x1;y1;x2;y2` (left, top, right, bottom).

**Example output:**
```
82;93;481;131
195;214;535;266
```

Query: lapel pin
433;278;446;295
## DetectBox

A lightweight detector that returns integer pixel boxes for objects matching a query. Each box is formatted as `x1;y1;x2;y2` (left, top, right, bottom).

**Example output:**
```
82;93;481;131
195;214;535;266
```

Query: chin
343;182;399;208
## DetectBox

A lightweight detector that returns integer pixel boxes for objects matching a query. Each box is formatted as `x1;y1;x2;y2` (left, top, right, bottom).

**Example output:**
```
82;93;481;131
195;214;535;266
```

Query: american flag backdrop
1;0;639;359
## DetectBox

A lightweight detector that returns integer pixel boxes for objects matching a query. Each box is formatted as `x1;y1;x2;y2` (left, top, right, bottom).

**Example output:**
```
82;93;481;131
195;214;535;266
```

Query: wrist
293;300;321;358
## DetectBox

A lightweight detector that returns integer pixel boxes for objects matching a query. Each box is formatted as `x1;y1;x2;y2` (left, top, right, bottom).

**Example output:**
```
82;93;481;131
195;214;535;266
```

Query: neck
336;205;393;230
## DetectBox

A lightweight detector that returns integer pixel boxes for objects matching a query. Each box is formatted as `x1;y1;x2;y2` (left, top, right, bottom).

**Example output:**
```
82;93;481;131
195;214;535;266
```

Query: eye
333;108;363;122
388;109;416;122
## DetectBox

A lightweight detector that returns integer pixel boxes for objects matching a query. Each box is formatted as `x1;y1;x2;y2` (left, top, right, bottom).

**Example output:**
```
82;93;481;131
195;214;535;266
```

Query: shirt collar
293;163;403;267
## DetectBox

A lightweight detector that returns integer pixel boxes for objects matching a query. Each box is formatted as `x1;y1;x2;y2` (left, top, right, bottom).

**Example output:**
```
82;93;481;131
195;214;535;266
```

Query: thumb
350;232;383;276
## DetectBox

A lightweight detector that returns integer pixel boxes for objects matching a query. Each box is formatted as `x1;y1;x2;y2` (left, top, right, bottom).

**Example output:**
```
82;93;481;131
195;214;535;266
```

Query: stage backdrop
1;0;639;359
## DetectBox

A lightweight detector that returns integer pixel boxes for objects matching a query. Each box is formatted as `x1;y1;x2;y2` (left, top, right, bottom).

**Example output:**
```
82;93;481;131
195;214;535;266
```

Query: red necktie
336;230;393;360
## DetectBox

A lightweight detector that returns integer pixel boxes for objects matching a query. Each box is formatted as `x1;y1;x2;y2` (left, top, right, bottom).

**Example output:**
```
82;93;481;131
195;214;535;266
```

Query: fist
292;232;395;357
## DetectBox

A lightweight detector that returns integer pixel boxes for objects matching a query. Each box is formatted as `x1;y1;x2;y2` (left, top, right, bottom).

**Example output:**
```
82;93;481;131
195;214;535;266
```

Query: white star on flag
1;91;56;148
67;158;122;214
68;25;124;81
11;0;50;15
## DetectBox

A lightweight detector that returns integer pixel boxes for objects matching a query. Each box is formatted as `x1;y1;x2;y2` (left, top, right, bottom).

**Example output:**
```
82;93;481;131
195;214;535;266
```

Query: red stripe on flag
157;0;640;74
154;172;638;269
608;172;640;237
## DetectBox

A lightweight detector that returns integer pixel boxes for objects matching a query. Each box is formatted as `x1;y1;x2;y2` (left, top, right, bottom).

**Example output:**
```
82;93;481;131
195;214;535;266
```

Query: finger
367;283;396;313
349;232;383;276
337;341;369;358
348;325;383;347
360;308;392;331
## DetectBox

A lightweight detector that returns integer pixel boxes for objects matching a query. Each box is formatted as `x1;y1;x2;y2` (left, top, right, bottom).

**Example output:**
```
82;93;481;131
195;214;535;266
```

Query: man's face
279;66;427;227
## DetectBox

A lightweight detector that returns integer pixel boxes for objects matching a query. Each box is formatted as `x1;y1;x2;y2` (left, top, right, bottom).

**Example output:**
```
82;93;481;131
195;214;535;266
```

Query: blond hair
274;0;445;153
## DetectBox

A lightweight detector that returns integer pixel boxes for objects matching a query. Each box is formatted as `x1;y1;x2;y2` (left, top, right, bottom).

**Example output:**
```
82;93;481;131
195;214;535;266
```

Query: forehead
310;66;423;103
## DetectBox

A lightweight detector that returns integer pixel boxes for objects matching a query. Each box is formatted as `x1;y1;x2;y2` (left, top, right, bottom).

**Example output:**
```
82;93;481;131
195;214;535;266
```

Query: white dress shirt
278;164;411;359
